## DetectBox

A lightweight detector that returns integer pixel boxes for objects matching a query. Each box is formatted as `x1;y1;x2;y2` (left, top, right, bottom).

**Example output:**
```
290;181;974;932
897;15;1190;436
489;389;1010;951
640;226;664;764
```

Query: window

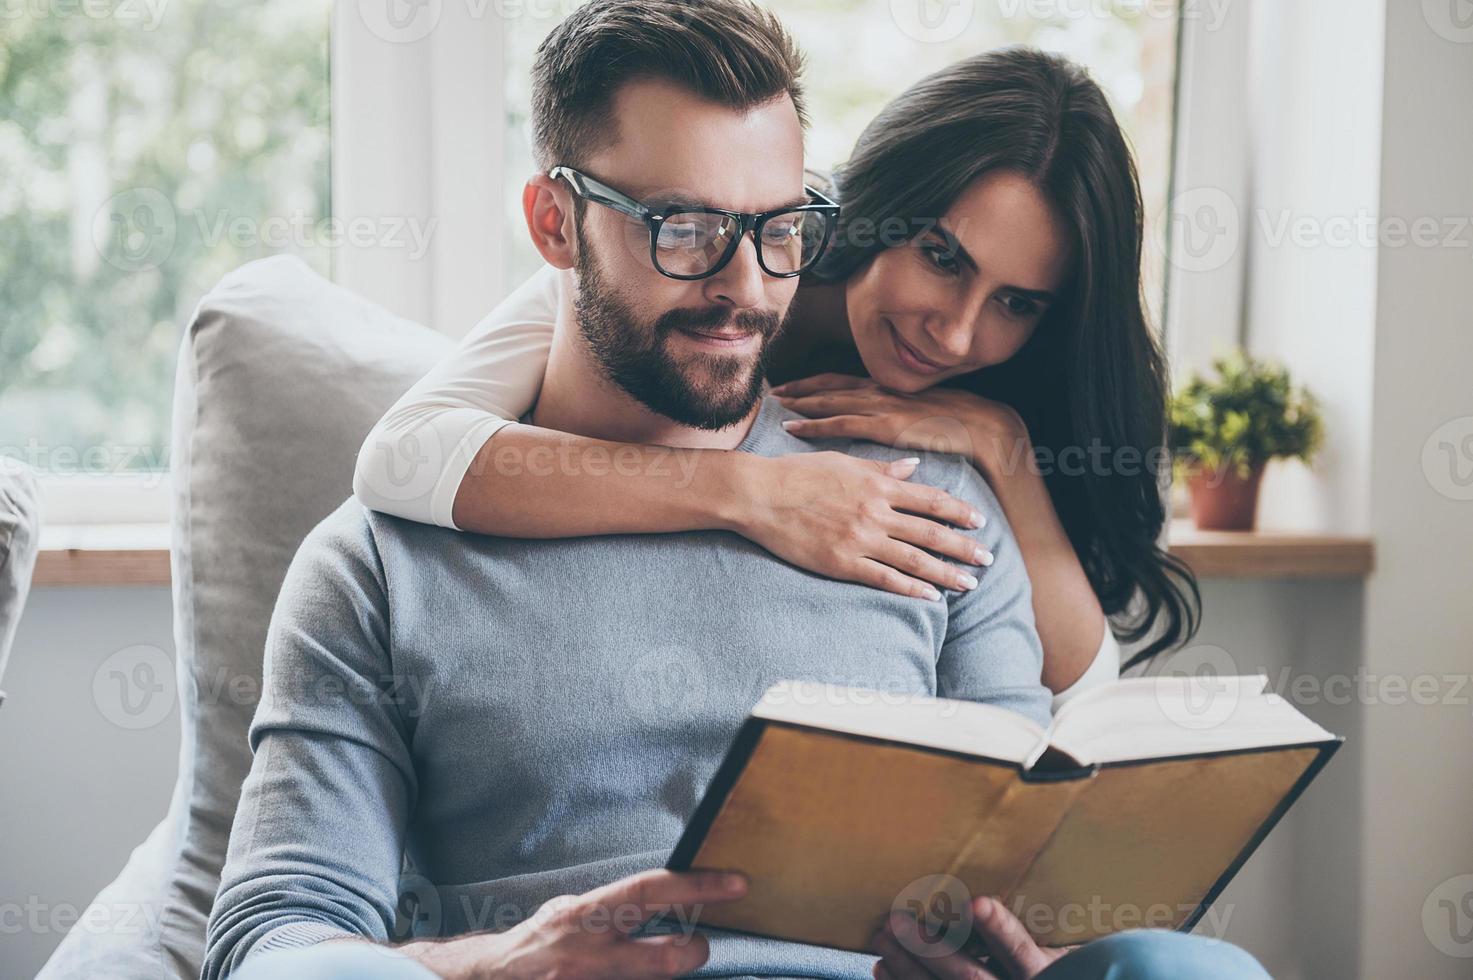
3;0;1186;526
0;0;332;512
502;0;1180;312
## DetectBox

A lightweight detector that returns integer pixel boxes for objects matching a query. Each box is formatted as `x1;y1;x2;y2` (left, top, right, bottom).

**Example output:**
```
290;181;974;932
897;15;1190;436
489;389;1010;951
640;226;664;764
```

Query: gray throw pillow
37;255;451;979
0;457;42;701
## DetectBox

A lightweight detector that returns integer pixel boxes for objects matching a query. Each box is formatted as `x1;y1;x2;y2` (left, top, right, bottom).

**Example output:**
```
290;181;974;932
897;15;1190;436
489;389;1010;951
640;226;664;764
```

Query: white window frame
39;2;507;527
330;0;508;336
47;1;1246;527
1160;0;1254;375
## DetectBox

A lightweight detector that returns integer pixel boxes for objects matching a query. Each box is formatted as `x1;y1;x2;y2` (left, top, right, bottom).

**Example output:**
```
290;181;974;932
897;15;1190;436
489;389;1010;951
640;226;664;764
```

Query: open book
667;678;1340;950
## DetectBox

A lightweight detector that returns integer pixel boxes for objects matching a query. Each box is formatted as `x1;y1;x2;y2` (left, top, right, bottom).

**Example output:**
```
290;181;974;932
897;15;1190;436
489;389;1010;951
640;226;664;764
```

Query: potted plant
1169;352;1324;531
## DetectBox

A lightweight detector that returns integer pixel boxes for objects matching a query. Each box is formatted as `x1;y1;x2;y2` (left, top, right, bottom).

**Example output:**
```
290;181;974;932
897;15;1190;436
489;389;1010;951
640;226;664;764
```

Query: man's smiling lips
674;325;760;350
886;318;951;375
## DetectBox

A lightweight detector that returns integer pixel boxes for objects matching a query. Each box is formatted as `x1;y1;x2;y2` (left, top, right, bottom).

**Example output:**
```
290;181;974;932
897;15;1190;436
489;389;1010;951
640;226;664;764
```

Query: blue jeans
232;930;1271;980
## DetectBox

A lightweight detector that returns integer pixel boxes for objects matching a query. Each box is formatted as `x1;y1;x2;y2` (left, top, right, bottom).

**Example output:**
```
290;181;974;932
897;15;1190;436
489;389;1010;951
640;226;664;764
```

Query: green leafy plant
1169;352;1324;479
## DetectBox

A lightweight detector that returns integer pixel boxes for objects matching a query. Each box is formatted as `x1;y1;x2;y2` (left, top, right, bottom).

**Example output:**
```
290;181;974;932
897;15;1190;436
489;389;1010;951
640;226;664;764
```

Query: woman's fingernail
970;511;985;528
721;873;747;893
781;419;801;430
892;457;920;475
921;585;942;601
978;550;995;567
958;572;979;590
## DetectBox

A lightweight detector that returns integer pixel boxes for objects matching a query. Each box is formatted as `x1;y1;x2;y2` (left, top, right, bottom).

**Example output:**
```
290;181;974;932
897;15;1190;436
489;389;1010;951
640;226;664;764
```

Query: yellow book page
1006;747;1321;946
689;724;1079;952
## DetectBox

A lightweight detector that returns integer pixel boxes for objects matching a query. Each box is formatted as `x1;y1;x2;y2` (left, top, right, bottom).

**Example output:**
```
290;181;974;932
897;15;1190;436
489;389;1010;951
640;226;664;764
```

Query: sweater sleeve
353;264;562;530
929;459;1053;728
202;506;420;978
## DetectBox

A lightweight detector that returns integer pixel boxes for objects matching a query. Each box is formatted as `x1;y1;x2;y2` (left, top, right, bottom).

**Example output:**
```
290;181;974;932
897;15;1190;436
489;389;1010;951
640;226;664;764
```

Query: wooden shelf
1167;520;1375;579
33;521;1375;587
34;524;171;587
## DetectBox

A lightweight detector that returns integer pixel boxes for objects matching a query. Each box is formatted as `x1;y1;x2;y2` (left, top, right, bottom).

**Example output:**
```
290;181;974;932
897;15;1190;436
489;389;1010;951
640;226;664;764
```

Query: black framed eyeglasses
549;165;839;281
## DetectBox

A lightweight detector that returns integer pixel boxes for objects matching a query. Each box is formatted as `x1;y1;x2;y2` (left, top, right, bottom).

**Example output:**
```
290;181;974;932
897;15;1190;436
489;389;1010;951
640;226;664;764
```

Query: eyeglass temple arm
549;166;650;221
802;184;839;208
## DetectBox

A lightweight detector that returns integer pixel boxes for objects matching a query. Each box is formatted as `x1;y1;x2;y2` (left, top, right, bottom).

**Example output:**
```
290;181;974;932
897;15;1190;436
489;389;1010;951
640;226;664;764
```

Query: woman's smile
886;317;953;376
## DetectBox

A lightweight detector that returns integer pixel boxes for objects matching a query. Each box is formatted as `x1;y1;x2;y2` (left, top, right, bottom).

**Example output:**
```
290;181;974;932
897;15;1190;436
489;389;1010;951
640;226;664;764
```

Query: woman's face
843;170;1074;392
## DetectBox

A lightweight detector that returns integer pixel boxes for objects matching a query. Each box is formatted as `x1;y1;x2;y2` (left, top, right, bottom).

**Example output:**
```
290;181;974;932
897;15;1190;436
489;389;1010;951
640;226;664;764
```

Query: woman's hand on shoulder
771;373;1031;481
731;448;994;601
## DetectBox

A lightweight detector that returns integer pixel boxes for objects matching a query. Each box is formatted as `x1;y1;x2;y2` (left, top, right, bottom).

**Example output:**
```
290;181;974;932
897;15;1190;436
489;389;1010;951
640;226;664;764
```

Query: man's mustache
656;305;783;340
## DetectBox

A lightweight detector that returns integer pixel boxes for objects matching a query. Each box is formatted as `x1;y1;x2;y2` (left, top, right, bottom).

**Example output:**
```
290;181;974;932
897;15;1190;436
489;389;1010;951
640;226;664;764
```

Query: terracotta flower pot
1186;461;1267;531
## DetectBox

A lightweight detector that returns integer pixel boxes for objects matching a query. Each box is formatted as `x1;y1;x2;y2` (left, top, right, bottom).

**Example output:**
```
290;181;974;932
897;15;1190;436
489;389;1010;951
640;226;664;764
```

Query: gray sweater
203;396;1049;979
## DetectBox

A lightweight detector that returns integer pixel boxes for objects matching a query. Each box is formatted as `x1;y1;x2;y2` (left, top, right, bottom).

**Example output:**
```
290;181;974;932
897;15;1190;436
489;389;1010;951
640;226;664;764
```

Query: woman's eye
921;242;960;275
999;294;1039;318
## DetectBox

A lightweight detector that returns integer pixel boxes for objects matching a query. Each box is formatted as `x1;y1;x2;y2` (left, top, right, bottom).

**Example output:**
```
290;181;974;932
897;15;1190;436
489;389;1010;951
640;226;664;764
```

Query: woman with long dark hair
355;47;1198;701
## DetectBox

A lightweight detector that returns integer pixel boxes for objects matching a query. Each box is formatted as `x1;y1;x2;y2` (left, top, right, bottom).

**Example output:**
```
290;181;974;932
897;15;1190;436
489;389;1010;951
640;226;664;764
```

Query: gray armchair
37;256;451;979
0;457;42;706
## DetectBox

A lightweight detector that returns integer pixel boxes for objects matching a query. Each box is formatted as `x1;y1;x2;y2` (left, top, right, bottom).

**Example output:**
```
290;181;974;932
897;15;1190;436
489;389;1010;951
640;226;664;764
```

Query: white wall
1359;3;1473;975
0;587;179;979
1170;579;1366;980
1242;0;1384;534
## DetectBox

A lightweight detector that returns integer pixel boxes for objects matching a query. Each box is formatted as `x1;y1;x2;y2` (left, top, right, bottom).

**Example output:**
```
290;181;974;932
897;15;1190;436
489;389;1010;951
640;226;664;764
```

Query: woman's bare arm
973;414;1112;693
450;423;993;600
773;375;1117;696
354;267;991;598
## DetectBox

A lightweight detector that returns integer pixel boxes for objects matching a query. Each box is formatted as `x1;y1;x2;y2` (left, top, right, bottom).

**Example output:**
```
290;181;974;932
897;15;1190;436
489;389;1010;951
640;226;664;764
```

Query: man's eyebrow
646;190;813;212
933;219;1057;302
769;192;816;210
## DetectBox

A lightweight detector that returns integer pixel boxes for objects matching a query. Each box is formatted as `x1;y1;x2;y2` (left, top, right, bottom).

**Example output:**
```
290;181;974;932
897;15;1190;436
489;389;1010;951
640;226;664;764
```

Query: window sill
1167;519;1375;579
33;521;1376;588
34;524;171;588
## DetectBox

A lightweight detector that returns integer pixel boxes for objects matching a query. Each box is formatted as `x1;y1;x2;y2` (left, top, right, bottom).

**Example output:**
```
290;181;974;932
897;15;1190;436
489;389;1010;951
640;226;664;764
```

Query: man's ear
524;174;577;270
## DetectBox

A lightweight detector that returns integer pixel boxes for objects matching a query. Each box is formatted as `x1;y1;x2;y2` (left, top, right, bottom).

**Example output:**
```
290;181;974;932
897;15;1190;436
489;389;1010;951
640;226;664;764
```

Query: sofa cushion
38;255;451;980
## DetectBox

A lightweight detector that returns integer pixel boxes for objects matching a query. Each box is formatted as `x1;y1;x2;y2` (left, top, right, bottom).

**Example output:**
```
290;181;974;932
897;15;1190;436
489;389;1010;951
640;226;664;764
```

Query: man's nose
702;232;766;309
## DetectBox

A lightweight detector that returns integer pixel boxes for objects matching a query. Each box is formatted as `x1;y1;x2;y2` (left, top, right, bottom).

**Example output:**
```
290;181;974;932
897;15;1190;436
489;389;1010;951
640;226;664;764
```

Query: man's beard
572;228;788;431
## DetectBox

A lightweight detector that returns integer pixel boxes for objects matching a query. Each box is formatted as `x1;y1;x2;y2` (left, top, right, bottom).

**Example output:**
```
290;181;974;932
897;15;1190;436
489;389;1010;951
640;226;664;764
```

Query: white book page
1047;675;1336;765
754;680;1045;765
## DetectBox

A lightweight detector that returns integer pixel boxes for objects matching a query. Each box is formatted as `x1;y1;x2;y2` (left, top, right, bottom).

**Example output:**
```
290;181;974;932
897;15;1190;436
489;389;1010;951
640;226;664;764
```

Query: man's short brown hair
530;0;807;170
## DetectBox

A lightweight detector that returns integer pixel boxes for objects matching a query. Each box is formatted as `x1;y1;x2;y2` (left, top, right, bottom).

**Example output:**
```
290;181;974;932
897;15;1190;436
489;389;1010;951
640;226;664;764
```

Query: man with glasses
532;163;836;432
203;2;1270;979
